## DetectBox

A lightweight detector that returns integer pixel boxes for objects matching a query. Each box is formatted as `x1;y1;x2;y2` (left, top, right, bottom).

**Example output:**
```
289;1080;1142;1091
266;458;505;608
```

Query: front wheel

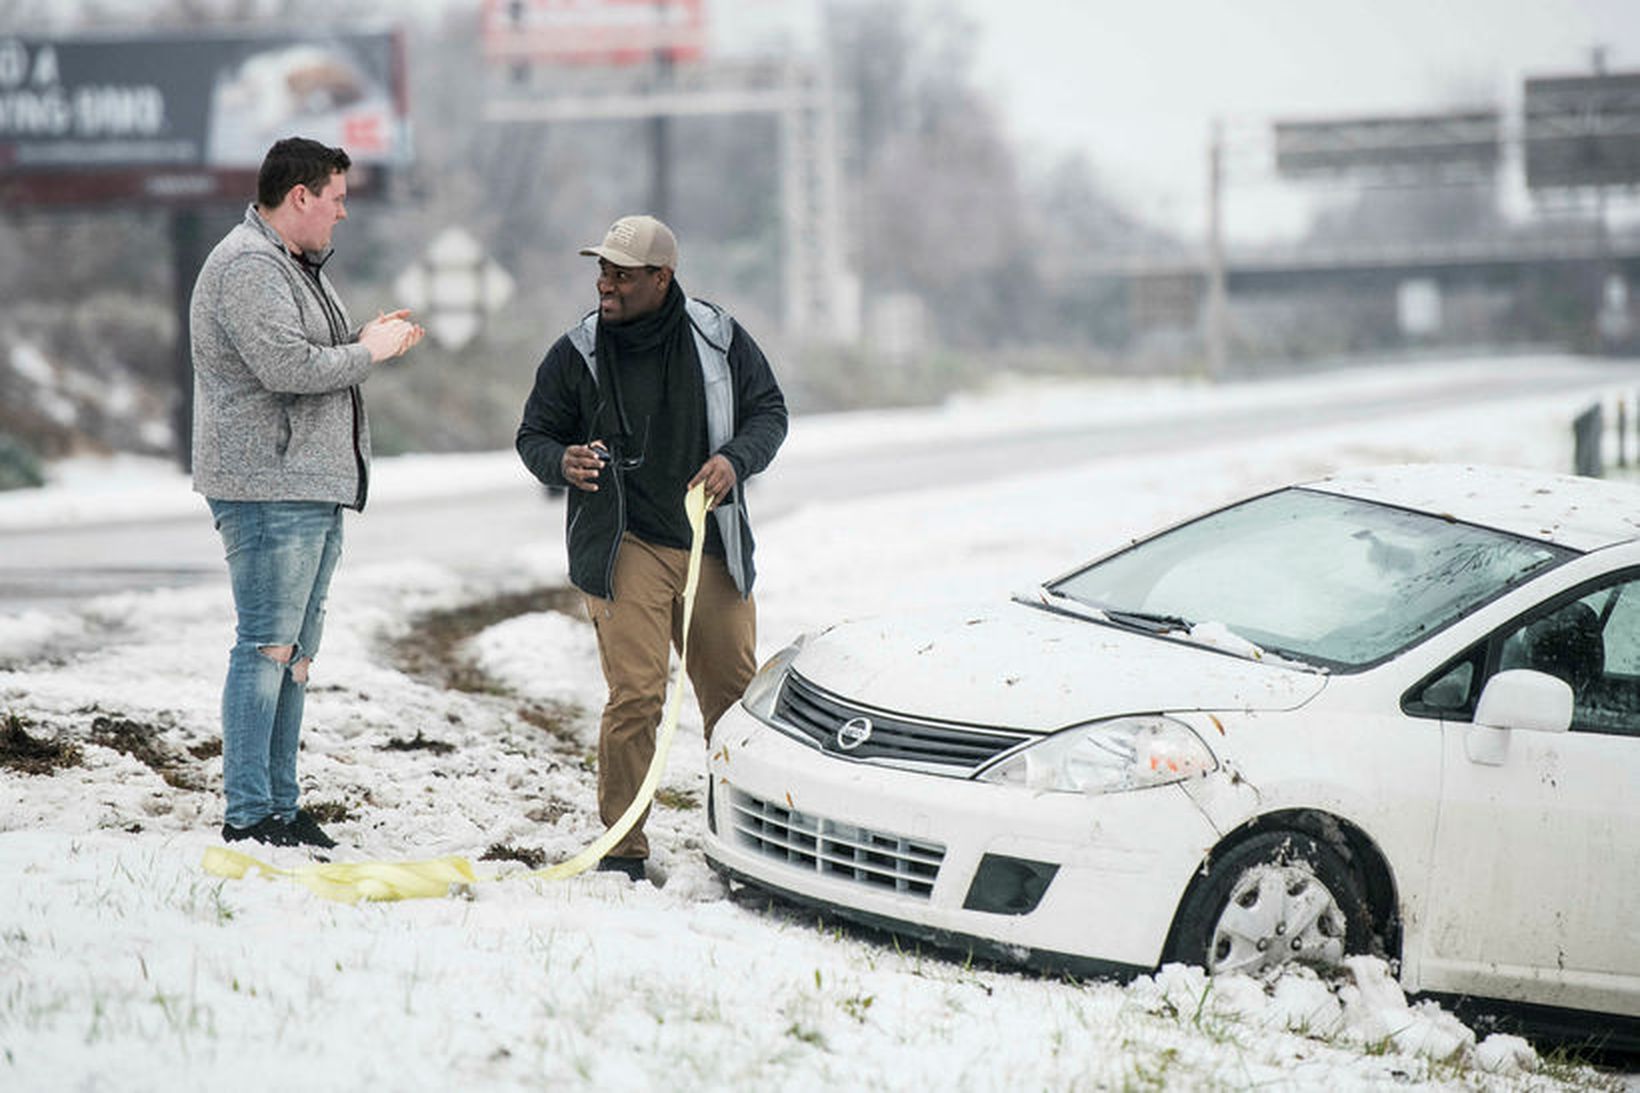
1165;829;1375;977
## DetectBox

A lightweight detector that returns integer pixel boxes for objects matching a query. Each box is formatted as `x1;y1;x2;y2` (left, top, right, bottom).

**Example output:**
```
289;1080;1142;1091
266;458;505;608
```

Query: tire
1165;829;1375;977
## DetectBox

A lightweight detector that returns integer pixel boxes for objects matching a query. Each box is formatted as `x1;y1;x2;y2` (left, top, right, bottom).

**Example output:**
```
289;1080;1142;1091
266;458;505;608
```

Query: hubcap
1208;861;1347;976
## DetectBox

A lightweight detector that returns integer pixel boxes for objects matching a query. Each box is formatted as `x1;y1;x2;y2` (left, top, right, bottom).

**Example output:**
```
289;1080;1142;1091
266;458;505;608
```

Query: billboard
1523;71;1640;190
0;30;409;207
1274;111;1500;181
480;0;706;66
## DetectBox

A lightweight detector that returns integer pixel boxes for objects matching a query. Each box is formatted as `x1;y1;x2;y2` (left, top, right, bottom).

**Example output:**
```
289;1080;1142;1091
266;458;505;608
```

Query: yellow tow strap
202;483;709;903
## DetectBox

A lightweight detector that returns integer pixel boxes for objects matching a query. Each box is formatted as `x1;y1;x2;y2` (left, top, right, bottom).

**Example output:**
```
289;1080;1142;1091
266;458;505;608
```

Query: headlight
975;714;1216;794
740;634;809;721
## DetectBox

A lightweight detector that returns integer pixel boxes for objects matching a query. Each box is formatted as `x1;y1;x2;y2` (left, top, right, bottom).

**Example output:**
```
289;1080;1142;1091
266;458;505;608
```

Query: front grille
774;671;1032;773
730;789;944;899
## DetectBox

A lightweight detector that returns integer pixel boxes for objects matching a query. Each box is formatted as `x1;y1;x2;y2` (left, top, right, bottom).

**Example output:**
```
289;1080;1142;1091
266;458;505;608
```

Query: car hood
791;601;1328;730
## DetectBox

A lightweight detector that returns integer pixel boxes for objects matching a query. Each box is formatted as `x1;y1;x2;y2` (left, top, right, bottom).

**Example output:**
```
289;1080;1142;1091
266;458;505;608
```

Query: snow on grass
1;355;1636;1091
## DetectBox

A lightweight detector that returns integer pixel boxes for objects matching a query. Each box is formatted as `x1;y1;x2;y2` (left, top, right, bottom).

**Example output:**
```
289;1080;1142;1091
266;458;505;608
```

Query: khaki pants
584;533;757;859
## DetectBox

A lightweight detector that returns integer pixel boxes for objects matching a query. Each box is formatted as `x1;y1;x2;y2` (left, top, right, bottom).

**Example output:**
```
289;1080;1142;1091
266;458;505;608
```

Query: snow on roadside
1;356;1635;1091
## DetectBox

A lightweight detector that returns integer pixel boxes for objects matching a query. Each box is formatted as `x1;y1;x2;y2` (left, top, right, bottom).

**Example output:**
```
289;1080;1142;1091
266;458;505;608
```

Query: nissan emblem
836;716;873;751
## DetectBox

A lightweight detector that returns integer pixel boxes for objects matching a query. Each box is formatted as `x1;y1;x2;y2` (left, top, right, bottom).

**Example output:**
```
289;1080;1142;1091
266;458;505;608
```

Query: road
0;357;1628;613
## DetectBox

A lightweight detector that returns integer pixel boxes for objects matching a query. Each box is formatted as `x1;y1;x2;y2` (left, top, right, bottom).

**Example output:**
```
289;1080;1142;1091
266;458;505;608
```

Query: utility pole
649;0;672;219
169;209;209;472
1588;44;1624;353
1205;118;1228;381
778;54;852;341
480;3;854;342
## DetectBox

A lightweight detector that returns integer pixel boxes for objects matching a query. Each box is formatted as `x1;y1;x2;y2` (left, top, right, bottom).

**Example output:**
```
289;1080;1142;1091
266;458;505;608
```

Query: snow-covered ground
1;355;1637;1091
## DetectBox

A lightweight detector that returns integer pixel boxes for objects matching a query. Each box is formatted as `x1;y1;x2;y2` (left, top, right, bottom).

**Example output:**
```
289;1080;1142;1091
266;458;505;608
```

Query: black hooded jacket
515;298;787;599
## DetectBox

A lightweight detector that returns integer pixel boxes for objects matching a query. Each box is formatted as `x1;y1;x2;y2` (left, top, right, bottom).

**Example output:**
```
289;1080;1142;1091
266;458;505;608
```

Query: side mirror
1465;669;1574;766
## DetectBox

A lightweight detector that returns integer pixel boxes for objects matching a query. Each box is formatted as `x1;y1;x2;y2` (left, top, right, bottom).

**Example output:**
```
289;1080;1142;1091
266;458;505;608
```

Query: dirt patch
390;586;584;694
381;730;455;755
0;712;83;775
516;701;584;748
89;715;203;790
188;739;222;761
480;843;546;869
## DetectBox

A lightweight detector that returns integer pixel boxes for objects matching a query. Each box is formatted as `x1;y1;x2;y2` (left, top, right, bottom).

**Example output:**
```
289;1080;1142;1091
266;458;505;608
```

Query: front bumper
704;704;1222;971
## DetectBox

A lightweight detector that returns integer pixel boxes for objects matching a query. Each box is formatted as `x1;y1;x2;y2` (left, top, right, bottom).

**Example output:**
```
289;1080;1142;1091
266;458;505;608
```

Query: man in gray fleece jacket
191;136;422;848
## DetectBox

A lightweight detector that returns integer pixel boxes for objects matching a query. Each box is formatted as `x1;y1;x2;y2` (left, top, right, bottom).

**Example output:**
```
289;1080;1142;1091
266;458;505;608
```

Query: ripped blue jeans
208;499;344;830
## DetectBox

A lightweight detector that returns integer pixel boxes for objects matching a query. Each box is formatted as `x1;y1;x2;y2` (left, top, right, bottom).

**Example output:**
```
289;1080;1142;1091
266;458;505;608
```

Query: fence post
1572;403;1603;477
1620;399;1629;469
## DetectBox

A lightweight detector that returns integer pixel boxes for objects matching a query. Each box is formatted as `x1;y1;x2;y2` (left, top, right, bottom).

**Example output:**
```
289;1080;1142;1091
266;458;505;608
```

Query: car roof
1301;463;1640;552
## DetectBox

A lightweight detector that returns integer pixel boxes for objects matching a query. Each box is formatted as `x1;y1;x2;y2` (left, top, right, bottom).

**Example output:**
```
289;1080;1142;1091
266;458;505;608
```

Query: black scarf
596;279;710;551
597;279;691;443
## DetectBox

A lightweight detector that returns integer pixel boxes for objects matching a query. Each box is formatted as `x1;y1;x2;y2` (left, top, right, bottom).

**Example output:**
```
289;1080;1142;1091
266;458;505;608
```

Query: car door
1418;569;1640;1016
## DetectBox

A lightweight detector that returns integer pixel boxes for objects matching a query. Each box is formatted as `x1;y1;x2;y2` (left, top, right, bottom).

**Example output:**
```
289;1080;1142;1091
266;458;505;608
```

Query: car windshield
1048;487;1571;669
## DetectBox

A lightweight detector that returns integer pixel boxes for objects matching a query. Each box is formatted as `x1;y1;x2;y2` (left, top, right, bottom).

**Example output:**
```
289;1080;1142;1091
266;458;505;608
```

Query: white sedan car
703;464;1639;1043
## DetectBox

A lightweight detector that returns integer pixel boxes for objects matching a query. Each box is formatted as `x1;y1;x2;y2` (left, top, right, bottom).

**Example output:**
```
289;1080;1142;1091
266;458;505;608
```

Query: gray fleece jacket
190;204;373;509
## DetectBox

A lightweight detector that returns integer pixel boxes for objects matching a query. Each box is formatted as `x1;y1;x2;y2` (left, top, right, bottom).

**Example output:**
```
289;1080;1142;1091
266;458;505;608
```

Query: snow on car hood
791;601;1327;731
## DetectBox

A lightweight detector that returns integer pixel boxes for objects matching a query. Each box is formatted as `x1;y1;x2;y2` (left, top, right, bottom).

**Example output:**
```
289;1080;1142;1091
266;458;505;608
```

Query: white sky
958;0;1640;241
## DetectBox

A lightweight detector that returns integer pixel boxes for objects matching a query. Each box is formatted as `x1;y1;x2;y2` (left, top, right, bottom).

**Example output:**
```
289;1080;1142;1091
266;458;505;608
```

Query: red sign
343;113;386;154
480;0;707;66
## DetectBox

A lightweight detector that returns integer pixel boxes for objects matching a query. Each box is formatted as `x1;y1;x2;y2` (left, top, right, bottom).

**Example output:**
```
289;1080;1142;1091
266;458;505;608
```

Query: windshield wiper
1027;587;1322;670
1029;587;1192;634
1017;586;1108;623
1101;607;1193;634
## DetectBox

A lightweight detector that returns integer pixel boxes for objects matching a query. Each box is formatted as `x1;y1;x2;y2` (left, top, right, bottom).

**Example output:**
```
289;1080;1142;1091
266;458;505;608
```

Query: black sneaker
595;855;646;881
221;816;300;847
285;809;338;849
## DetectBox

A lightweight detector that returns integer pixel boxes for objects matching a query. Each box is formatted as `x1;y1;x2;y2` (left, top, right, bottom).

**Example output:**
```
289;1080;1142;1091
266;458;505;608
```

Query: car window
1414;658;1476;713
1495;575;1640;737
1050;488;1570;670
1601;579;1640;674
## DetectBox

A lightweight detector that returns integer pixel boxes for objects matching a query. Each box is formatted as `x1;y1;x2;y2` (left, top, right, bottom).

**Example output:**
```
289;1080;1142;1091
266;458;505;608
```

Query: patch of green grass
1536;1044;1629;1090
654;787;699;811
785;1022;825;1048
839;993;874;1023
1126;1044;1180;1090
0;432;43;490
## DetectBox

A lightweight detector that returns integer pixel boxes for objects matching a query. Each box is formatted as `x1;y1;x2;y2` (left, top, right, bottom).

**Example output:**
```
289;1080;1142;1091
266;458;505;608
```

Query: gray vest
566;297;752;595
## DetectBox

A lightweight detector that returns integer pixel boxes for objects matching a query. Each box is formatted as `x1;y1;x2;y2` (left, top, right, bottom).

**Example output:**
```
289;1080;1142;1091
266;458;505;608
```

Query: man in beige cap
516;215;788;881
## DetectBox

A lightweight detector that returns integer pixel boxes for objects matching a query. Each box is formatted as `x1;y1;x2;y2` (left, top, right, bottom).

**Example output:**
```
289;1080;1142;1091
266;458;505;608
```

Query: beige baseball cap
579;214;679;269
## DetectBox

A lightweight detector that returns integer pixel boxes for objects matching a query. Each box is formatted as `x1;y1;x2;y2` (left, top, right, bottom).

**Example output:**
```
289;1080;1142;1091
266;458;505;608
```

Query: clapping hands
360;309;426;362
